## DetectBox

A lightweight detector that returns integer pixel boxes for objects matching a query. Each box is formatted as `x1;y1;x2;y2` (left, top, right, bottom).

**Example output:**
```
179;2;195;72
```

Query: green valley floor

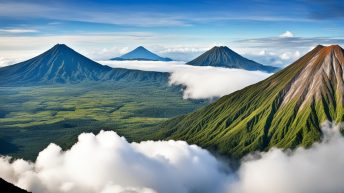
0;82;206;160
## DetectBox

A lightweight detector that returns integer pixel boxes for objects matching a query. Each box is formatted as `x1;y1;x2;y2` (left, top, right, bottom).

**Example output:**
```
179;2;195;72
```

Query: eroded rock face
282;45;344;108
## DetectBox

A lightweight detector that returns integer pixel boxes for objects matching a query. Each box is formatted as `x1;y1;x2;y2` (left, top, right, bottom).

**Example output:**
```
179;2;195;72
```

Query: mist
1;122;344;193
100;60;271;99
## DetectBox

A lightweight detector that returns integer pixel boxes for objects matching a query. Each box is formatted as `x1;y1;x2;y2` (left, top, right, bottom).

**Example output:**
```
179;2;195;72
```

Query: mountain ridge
0;178;30;193
187;46;279;72
155;44;344;158
0;44;169;85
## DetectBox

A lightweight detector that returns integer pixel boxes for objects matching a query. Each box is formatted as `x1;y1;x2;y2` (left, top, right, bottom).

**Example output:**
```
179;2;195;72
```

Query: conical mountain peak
0;44;111;84
111;46;172;61
323;44;342;51
281;44;344;106
136;46;146;50
0;45;169;85
157;43;344;158
187;46;279;72
49;43;72;52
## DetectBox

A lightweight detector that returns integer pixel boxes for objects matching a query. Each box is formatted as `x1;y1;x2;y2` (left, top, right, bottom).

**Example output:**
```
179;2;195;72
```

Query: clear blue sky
0;0;343;66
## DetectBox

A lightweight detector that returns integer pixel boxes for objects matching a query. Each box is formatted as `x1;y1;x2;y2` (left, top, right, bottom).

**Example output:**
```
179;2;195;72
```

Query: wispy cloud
233;36;344;48
0;2;189;27
231;33;344;66
0;28;38;33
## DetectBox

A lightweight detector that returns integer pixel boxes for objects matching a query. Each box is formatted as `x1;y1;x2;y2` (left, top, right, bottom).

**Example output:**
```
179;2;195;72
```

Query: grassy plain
0;82;206;160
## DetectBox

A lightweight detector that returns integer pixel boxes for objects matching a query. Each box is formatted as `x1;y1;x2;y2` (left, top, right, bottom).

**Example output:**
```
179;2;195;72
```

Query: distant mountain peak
187;46;279;72
136;45;146;49
51;43;69;50
130;46;151;53
111;46;172;61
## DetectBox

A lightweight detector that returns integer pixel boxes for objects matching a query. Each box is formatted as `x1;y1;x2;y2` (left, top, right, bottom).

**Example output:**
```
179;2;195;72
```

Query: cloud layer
232;121;344;193
0;131;232;193
1;122;344;193
100;60;271;99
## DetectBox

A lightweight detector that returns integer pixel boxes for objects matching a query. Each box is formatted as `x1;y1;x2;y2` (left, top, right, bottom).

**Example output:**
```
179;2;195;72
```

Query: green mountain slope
156;45;344;158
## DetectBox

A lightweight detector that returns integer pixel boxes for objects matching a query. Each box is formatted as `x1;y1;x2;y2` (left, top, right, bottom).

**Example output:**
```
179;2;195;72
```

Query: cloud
0;32;158;60
99;60;272;99
231;121;344;193
158;47;209;54
233;36;344;49
0;130;233;193
0;57;24;67
0;28;38;33
1;123;344;193
242;49;301;67
169;67;270;99
279;31;294;38
0;2;189;27
232;34;344;67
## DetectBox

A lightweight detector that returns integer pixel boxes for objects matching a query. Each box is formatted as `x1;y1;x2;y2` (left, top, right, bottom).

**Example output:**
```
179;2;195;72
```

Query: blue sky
0;0;343;66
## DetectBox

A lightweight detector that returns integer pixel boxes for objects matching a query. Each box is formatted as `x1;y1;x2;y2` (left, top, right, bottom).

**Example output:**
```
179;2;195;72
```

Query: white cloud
0;57;23;67
240;49;301;67
279;51;300;60
279;31;294;38
0;28;38;33
0;32;158;60
231;121;344;193
100;60;272;99
0;131;232;193
0;2;189;27
169;67;270;99
158;47;209;54
1;123;344;193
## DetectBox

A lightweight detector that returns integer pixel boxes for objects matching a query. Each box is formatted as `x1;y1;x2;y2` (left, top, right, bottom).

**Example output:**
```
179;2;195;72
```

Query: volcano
0;44;168;85
157;45;344;158
187;46;279;72
111;46;172;61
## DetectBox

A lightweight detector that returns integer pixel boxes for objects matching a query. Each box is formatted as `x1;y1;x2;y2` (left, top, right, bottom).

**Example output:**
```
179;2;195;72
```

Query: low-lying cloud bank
0;131;233;193
1;122;344;193
100;60;271;99
231;121;344;193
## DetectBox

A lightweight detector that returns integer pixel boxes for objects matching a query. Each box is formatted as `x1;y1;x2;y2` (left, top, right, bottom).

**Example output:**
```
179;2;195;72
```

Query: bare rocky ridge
282;45;344;108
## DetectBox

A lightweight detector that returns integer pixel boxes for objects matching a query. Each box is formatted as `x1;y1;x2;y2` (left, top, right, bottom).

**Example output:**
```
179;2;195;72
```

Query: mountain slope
156;45;344;158
187;46;279;72
111;46;172;61
0;44;169;85
0;178;31;193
